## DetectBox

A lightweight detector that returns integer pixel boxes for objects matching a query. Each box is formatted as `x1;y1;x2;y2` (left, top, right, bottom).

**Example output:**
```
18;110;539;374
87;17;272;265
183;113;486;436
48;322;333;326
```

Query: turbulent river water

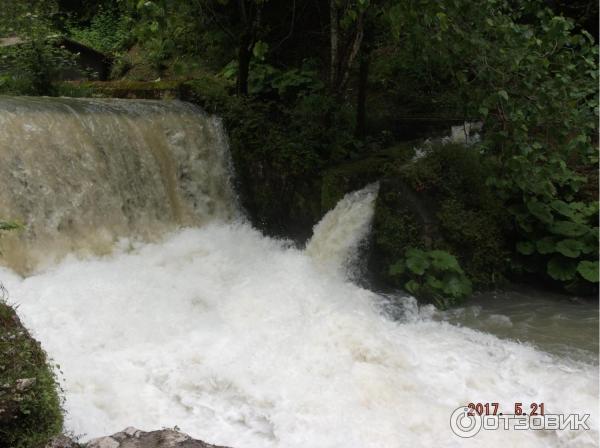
0;97;597;448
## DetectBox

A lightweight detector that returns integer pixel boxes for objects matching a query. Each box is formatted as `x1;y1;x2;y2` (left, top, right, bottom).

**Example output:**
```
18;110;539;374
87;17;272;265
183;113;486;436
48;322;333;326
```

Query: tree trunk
330;4;365;95
236;0;263;96
338;13;364;93
329;0;339;91
237;33;252;96
355;52;369;139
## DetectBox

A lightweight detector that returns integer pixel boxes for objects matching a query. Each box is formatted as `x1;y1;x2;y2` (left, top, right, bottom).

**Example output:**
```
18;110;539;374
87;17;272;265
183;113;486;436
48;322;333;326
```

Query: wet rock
46;434;81;448
84;428;231;448
15;377;36;391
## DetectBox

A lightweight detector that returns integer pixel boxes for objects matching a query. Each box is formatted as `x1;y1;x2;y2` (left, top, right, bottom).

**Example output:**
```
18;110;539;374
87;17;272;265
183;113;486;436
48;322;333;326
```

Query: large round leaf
549;200;576;220
405;280;421;294
405;248;429;275
517;241;535;255
547;256;577;281
429;250;461;272
526;200;554;224
535;237;556;254
555;239;584;258
577;261;599;283
425;274;443;289
442;274;472;298
550;220;590;237
581;232;599;254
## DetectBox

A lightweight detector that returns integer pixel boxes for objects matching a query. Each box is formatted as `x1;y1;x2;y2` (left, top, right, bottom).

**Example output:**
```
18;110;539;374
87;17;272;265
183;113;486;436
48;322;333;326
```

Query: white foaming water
0;97;597;447
1;219;598;447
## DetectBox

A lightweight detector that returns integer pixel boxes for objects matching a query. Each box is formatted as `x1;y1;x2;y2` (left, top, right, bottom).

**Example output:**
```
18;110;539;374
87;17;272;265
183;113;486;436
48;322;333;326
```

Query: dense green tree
0;0;76;94
386;0;598;290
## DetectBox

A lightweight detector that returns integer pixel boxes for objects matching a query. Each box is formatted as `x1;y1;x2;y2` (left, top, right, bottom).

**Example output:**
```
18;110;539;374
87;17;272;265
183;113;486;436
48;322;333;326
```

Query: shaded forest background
0;0;598;306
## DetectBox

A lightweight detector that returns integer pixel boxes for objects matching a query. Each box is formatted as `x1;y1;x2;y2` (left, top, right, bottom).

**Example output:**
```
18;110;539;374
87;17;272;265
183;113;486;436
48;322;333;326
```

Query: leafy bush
513;201;599;288
183;75;234;113
0;37;77;95
122;0;223;72
222;60;325;100
475;14;599;292
399;143;511;287
0;2;76;95
392;2;599;293
185;74;359;238
389;248;472;308
66;5;130;54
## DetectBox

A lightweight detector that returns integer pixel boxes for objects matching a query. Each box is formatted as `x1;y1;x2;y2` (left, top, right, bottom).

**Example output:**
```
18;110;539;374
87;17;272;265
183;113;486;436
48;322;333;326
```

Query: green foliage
320;143;415;212
184;73;358;237
0;220;23;255
66;5;131;54
121;0;234;72
370;144;509;302
110;52;134;79
371;179;425;283
390;0;599;290
0;295;63;447
0;221;22;232
0;38;76;95
183;75;234;113
222;61;325;100
389;248;472;308
400;144;511;287
121;0;183;70
0;1;76;95
577;260;599;283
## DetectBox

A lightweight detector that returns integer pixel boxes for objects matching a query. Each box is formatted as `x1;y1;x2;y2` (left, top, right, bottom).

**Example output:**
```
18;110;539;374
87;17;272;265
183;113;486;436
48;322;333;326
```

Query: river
0;96;597;448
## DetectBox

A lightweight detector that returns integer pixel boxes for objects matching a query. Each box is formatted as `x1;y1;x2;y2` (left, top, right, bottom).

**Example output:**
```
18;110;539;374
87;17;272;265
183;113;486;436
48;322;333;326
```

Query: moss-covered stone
371;143;511;291
368;177;440;286
57;80;184;99
0;299;63;448
436;198;510;286
180;77;235;114
57;74;234;106
320;143;416;213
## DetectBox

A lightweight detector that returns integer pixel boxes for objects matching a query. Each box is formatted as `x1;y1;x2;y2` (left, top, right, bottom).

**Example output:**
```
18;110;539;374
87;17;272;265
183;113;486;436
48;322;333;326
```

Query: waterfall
305;183;378;277
0;98;596;448
0;96;237;272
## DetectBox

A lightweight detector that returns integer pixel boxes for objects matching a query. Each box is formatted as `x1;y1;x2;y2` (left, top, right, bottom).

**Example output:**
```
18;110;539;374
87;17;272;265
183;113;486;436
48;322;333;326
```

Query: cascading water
305;183;378;277
0;96;237;273
0;97;597;448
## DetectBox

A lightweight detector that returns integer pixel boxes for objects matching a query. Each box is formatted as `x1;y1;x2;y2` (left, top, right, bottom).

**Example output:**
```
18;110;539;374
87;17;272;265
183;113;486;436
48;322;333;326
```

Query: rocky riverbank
48;428;230;448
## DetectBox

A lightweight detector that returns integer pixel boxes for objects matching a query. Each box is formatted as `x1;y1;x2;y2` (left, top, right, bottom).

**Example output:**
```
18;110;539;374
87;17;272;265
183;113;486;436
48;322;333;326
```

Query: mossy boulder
369;177;439;286
371;143;511;291
0;299;63;448
320;143;416;213
57;80;184;99
180;77;235;114
58;75;233;109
